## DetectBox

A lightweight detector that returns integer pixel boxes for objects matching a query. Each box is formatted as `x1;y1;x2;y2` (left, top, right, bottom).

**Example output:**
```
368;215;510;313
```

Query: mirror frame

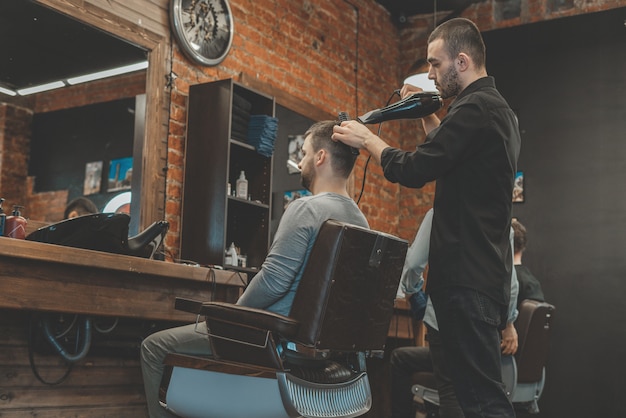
36;0;169;230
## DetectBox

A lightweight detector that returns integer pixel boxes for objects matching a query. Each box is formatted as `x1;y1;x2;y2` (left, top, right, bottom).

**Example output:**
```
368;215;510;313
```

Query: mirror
0;0;168;234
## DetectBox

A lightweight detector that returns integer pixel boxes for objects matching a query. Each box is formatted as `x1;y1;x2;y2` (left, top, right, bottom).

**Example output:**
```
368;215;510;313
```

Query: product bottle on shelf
236;171;248;199
228;242;238;267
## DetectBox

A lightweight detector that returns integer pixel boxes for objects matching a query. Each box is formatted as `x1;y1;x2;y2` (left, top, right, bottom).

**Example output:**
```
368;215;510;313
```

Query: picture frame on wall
513;171;524;203
108;157;133;192
83;161;103;195
287;134;305;174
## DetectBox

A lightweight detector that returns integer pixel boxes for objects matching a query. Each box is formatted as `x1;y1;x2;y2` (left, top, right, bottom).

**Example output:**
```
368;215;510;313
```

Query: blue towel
247;115;279;157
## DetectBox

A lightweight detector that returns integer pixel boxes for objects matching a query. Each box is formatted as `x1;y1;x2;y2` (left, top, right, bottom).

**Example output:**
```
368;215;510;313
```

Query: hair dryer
357;91;443;125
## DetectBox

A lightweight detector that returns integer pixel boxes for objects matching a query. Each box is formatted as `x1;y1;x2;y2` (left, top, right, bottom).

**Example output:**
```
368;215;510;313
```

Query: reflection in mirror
0;0;148;234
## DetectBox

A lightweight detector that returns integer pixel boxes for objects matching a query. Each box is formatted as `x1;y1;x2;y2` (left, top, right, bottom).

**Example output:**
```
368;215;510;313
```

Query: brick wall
162;0;622;256
0;103;33;214
0;0;620;251
163;0;410;257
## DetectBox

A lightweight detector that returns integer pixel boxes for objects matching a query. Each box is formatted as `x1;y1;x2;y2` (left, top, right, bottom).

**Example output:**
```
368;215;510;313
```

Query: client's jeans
140;322;213;418
430;287;515;418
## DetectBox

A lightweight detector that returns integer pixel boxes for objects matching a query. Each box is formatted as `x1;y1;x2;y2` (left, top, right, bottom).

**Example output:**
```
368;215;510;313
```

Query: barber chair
26;213;169;259
412;299;556;415
159;220;408;418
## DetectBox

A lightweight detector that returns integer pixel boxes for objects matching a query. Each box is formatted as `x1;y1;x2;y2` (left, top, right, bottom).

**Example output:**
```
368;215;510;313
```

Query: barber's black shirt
381;76;521;306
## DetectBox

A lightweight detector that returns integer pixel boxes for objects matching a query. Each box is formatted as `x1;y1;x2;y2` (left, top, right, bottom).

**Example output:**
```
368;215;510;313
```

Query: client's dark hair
304;120;357;178
64;197;98;219
511;218;527;254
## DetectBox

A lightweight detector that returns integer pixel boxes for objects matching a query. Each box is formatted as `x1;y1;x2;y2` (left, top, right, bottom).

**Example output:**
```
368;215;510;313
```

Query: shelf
230;138;255;151
181;78;274;269
228;195;269;209
223;265;259;275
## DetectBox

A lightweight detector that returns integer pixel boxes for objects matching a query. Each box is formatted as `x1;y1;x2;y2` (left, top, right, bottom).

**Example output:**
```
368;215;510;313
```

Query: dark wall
29;98;136;210
483;8;626;417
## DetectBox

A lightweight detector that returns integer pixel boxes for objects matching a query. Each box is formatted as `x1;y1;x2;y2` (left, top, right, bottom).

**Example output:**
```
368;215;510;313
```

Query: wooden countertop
0;237;246;321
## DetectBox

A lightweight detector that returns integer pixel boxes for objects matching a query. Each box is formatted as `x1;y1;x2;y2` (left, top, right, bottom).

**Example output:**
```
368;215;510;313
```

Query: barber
333;18;521;418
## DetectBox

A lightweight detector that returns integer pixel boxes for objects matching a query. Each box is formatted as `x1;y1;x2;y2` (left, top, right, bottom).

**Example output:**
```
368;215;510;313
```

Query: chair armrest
200;302;300;338
174;297;300;338
174;297;205;314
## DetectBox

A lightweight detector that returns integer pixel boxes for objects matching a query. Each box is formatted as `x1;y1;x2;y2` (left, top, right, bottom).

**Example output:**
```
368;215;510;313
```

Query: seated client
140;120;368;418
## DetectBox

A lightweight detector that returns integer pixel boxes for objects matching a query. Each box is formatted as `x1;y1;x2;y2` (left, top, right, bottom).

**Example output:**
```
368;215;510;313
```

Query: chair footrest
278;371;371;418
287;360;359;385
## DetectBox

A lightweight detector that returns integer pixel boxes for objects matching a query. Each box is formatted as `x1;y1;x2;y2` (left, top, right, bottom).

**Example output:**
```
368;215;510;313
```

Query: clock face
170;0;234;66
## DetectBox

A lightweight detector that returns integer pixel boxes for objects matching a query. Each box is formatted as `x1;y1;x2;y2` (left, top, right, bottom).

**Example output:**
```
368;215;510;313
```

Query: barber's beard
440;66;462;99
300;166;313;192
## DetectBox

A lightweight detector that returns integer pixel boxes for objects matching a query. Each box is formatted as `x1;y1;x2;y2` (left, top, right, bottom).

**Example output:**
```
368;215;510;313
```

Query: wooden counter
0;237;246;321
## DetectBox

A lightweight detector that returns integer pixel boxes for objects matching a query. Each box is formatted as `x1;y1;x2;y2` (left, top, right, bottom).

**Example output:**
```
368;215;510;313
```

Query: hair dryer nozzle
357;92;443;125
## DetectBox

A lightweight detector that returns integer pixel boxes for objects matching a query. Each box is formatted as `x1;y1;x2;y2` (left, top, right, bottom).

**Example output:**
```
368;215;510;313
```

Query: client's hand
500;322;518;355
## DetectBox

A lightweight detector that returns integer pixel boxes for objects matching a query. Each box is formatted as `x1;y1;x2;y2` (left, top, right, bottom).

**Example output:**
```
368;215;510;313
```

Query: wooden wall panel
0;309;183;417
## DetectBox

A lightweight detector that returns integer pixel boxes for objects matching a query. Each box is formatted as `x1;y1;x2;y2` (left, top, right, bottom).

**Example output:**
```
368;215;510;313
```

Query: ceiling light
103;191;132;213
403;73;437;92
67;61;148;85
0;86;17;96
17;81;66;96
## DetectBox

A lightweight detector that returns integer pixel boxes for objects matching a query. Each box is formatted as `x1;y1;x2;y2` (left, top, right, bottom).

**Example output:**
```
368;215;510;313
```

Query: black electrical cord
28;313;74;386
355;89;402;205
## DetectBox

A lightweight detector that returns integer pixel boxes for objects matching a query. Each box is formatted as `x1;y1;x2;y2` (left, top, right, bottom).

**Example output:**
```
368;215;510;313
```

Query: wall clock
170;0;234;66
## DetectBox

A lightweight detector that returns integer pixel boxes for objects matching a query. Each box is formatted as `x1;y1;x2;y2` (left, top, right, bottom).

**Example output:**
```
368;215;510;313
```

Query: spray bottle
5;205;27;239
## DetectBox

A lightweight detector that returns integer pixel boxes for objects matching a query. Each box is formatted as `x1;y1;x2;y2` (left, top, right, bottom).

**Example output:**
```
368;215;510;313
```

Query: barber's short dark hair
304;120;357;178
428;18;486;69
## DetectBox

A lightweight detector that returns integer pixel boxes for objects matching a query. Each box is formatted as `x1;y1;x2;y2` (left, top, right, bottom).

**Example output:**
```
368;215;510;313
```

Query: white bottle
236;171;248;199
228;242;238;267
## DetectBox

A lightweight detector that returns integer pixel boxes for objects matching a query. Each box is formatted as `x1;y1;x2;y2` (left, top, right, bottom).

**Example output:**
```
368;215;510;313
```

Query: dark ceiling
0;0;147;91
0;0;476;93
377;0;480;24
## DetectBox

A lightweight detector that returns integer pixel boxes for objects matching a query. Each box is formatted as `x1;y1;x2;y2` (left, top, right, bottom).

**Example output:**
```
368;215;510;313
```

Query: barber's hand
332;120;376;150
399;83;423;99
500;322;518;355
400;83;441;134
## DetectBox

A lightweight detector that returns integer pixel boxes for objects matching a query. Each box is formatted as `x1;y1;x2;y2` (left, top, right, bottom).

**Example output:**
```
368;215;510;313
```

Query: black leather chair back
289;219;407;351
514;299;556;383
